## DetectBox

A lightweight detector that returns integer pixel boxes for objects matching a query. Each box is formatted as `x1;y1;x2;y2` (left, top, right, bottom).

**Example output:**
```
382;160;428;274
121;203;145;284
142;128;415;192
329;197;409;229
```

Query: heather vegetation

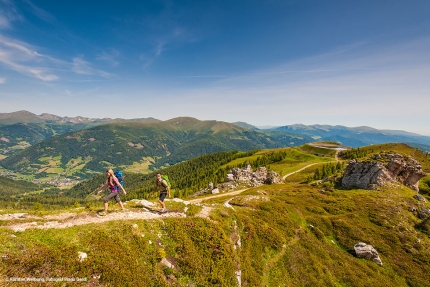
1;143;430;286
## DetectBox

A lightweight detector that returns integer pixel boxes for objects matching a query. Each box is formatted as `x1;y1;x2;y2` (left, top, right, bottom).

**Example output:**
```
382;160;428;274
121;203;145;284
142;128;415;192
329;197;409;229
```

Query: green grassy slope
1;143;430;286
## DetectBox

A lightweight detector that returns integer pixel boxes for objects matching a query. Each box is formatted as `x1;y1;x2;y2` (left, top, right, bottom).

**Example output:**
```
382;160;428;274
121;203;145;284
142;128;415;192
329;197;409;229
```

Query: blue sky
1;0;430;135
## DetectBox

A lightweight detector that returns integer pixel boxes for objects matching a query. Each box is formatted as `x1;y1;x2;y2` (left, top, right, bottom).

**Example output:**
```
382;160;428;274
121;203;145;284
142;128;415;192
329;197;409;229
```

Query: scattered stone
235;270;242;287
418;208;430;220
160;257;175;269
354;242;382;265
139;199;157;209
413;194;426;202
3;213;27;219
78;252;87;262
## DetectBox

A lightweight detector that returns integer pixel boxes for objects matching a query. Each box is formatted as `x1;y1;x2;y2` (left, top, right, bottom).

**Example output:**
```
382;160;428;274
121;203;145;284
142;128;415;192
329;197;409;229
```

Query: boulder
78;252;87;263
160;257;175;269
354;242;382;265
342;154;426;191
385;154;426;191
413;194;426;202
418;208;430;220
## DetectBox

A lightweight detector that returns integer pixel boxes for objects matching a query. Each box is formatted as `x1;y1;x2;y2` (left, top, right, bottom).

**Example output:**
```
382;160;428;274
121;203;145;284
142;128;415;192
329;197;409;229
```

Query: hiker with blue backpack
153;172;171;212
97;169;127;216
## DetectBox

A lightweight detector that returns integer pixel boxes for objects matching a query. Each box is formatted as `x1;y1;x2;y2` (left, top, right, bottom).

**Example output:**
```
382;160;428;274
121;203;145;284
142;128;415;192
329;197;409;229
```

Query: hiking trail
2;190;249;232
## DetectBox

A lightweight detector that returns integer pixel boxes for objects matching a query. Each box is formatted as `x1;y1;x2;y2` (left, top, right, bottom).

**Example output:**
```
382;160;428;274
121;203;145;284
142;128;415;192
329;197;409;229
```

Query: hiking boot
98;211;107;216
161;208;167;213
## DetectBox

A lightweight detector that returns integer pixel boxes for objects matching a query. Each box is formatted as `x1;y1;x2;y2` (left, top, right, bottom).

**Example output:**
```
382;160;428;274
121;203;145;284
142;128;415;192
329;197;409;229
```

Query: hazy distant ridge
275;124;430;147
0;110;160;125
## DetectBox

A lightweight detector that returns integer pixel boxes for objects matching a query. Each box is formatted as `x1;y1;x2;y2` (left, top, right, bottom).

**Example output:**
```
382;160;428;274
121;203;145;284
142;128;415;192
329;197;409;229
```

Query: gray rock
160;257;174;269
413;194;426;202
354;242;382;266
342;153;426;191
225;165;283;187
78;252;87;263
226;173;235;182
418;208;430;220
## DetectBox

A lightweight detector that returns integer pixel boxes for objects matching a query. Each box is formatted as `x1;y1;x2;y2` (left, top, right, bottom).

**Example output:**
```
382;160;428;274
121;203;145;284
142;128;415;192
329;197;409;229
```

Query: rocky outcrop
193;165;283;196
342;153;426;191
226;165;283;186
354;242;382;265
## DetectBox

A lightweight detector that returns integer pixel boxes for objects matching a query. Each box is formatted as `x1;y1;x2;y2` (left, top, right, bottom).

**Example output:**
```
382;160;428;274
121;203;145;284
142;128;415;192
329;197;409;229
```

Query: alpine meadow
2;1;430;286
1;111;430;286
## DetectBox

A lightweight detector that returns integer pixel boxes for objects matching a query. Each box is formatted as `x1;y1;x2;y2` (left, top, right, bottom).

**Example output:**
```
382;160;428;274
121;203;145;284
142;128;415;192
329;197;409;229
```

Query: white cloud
0;0;23;30
0;34;112;81
144;38;430;134
72;56;112;77
0;15;10;29
0;34;59;81
0;77;5;83
96;49;120;67
23;0;55;23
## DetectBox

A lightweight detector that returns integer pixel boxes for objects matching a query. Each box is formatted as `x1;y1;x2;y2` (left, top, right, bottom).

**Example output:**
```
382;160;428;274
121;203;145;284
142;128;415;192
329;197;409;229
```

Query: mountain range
275;124;430;148
1;110;430;181
0;113;310;180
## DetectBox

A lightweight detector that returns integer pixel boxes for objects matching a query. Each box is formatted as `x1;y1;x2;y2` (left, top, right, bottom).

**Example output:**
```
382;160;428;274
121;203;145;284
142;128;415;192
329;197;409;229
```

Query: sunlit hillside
1;143;429;286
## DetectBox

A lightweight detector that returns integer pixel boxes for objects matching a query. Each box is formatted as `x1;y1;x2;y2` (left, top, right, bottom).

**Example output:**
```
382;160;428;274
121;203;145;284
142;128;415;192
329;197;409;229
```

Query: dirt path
282;163;319;180
4;209;186;232
282;150;342;181
2;189;250;232
189;189;248;204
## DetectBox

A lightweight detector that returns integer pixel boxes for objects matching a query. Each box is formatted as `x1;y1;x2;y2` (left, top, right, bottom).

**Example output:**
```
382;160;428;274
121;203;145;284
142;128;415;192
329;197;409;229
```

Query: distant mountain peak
232;121;259;130
0;110;43;124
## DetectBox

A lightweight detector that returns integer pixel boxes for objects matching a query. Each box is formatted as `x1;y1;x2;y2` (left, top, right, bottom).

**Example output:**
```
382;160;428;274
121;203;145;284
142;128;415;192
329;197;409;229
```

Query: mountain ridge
1;119;308;180
0;110;160;125
275;124;430;147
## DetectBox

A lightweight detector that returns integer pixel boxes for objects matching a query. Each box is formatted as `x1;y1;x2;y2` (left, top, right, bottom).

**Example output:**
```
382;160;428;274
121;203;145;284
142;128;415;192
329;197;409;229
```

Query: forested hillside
0;176;41;196
66;148;296;200
0;110;160;158
0;118;307;180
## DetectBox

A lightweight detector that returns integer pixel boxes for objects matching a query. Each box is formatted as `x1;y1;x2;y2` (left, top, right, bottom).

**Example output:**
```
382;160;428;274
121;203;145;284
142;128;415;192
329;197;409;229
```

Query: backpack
114;171;124;187
161;174;171;189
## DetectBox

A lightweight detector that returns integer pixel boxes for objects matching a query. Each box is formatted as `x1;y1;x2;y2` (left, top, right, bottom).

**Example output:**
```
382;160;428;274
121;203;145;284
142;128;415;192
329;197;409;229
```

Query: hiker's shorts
159;192;167;202
104;192;121;203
